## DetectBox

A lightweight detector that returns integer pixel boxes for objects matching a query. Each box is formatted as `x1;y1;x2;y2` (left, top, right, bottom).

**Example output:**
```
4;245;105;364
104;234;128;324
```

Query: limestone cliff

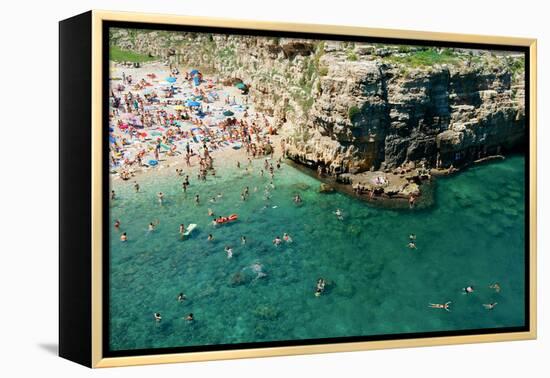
110;28;525;175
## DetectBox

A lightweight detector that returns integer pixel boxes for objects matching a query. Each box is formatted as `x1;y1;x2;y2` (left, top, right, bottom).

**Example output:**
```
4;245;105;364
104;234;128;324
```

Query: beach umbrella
174;105;185;111
235;82;246;90
187;100;201;107
190;69;200;76
223;110;234;117
165;77;177;83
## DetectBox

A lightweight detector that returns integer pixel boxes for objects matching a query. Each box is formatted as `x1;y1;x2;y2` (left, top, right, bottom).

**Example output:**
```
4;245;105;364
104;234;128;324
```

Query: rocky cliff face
110;28;525;174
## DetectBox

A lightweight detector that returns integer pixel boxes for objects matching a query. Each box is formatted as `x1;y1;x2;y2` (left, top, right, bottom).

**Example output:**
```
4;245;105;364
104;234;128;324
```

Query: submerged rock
319;183;335;193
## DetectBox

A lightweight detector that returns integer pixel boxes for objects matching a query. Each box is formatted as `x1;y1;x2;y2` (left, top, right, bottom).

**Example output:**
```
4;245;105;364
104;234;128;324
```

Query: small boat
184;223;197;236
214;214;238;224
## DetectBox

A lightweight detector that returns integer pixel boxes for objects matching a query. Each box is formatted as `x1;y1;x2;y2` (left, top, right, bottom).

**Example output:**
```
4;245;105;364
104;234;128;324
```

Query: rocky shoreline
109;29;525;208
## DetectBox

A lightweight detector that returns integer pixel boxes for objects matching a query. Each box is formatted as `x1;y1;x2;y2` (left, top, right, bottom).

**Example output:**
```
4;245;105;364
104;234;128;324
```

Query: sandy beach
109;62;284;185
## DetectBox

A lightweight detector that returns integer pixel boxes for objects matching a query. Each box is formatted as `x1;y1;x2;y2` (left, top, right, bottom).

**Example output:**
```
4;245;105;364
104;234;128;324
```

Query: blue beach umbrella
187;100;201;107
223;110;234;117
235;82;246;89
165;77;177;83
190;69;199;76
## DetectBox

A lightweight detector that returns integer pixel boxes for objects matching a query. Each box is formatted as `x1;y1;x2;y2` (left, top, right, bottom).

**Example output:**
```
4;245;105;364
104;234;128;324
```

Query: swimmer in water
483;302;498;310
217;192;223;199
408;241;417;249
186;313;194;321
241;236;247;245
148;222;155;232
294;194;302;204
462;285;475;294
153;312;162;322
409;234;416;241
334;209;344;220
195;194;200;204
177;293;187;302
134;182;140;193
225;246;233;259
428;302;452;312
489;283;501;293
207;234;213;241
283;233;293;243
114;219;121;230
157;192;164;204
111;190;116;200
208;208;215;217
179;223;185;235
120;232;127;242
315;278;326;297
273;236;282;246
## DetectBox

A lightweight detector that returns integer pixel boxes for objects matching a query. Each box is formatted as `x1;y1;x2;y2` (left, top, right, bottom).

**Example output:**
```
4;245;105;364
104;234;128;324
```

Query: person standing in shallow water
134;181;140;193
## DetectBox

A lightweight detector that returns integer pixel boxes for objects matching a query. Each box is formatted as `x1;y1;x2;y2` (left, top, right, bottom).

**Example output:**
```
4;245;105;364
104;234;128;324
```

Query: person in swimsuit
186;313;194;321
114;219;121;230
315;278;326;297
483;302;498;310
428;302;451;312
489;283;501;293
120;232;127;242
177;293;187;302
153;312;162;322
134;181;140;193
225;246;233;259
463;285;475;294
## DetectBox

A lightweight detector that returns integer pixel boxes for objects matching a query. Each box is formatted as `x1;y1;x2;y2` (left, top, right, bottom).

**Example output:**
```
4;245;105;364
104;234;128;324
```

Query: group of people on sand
109;66;284;182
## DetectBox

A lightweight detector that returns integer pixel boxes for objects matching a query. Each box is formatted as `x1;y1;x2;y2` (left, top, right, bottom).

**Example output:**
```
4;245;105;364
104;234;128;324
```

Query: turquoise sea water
109;156;525;351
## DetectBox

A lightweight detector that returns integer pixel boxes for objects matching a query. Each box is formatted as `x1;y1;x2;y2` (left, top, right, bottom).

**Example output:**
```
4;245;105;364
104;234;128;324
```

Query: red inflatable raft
215;214;238;224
